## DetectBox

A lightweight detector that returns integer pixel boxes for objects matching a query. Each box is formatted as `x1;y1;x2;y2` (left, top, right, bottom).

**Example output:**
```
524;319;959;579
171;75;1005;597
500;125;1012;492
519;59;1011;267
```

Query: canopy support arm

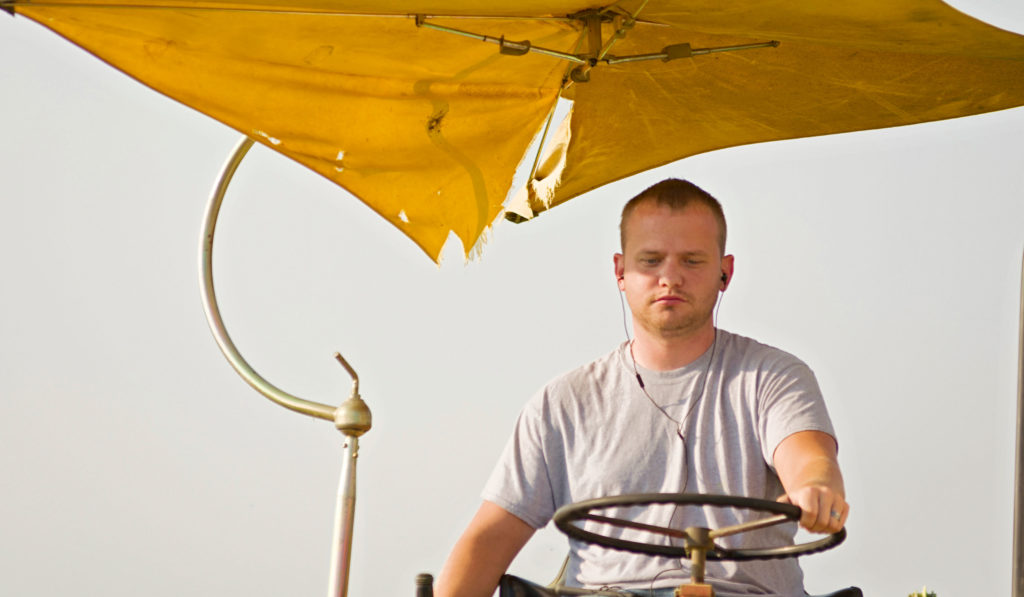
199;135;371;597
414;15;585;64
606;40;781;64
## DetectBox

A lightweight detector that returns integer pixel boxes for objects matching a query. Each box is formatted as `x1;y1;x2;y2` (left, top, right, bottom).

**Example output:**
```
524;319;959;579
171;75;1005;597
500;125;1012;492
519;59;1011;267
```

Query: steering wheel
553;493;845;562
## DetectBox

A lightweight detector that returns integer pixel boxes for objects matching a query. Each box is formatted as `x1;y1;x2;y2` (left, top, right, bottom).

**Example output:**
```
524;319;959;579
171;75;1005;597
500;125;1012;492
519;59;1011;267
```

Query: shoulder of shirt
717;329;813;372
554;342;627;383
521;343;627;407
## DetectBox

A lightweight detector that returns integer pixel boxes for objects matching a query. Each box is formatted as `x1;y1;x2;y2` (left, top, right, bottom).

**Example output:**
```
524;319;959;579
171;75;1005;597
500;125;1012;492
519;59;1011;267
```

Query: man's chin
650;319;698;336
645;314;714;337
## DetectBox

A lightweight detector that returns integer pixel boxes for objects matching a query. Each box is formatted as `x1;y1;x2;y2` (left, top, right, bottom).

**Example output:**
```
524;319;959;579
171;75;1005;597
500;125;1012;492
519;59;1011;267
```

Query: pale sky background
2;3;1023;596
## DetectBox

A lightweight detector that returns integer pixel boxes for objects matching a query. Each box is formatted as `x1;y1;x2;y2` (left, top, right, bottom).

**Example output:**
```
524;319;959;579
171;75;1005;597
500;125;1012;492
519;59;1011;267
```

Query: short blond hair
620;179;727;254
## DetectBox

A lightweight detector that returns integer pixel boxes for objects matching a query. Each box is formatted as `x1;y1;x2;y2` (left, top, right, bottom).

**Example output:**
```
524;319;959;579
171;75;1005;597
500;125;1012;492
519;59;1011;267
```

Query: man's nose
658;262;685;287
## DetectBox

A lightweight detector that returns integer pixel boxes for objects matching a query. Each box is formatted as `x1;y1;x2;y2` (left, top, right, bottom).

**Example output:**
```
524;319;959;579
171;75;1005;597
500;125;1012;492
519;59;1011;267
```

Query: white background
2;2;1023;595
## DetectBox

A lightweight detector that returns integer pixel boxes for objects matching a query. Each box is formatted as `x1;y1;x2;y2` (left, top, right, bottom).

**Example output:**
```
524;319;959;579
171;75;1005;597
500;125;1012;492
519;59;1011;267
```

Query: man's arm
434;501;536;597
773;430;849;534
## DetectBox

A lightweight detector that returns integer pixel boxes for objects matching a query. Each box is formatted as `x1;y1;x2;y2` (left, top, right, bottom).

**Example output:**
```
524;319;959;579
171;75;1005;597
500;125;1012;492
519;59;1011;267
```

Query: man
436;179;848;596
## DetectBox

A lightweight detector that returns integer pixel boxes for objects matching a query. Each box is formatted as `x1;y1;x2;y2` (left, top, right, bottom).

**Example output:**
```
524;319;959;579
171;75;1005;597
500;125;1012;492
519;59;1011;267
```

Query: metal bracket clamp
662;43;692;61
498;36;531;56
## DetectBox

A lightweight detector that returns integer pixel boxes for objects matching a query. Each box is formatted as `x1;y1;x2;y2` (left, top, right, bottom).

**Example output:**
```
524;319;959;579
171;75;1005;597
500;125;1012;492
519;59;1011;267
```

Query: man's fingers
813;491;833;532
786;488;848;534
831;502;850;531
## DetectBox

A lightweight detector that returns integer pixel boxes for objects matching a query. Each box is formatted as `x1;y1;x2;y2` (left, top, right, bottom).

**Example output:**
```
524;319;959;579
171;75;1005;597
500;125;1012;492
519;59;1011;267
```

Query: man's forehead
625;204;717;237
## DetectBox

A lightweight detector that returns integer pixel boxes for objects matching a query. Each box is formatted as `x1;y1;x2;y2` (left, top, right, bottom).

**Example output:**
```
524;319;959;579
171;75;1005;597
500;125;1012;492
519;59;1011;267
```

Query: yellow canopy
9;1;1024;261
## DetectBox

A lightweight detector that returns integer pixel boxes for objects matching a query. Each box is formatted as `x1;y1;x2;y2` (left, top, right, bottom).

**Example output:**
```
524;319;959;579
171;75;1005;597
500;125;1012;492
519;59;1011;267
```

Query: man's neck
631;324;716;371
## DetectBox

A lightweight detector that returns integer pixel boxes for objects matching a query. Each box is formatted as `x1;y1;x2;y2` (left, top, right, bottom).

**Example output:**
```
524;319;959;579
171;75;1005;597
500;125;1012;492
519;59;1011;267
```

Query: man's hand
778;484;848;534
773;430;849;534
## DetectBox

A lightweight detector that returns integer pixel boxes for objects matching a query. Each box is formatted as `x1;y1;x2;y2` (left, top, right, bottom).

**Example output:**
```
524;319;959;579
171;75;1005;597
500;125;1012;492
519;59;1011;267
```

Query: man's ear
613;253;625;290
720;254;735;291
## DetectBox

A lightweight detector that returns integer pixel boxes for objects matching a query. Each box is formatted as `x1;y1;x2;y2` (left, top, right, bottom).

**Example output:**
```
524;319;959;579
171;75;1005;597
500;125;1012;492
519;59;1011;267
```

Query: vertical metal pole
327;356;371;597
1014;248;1024;597
328;436;360;597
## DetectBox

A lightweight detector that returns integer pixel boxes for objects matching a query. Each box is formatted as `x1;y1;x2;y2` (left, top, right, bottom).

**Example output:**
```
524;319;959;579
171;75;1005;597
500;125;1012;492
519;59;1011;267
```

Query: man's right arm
434;501;536;597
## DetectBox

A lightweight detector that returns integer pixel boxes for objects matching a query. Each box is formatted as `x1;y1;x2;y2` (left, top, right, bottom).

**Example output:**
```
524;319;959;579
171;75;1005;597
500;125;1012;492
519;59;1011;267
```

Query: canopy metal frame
199;136;371;597
414;7;780;85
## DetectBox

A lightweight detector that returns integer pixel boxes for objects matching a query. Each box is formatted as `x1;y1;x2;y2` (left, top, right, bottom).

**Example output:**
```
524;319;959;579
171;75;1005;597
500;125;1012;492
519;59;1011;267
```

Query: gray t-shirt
482;330;836;596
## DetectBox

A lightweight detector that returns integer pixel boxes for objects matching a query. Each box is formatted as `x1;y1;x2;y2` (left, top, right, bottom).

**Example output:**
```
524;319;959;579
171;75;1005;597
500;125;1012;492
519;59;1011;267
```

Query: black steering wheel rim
552;493;846;561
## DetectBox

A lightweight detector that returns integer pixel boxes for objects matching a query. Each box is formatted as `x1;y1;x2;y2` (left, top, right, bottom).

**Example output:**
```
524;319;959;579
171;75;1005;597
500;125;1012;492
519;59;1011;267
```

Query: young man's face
614;201;733;340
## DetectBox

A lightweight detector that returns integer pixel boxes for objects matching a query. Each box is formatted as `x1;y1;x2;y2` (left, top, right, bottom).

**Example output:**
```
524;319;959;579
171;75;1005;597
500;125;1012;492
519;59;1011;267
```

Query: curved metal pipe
198;136;336;421
199;135;372;597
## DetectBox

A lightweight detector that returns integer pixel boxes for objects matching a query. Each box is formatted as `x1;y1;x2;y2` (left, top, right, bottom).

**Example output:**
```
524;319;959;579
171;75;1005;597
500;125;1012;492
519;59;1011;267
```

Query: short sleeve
757;358;836;469
480;394;559;530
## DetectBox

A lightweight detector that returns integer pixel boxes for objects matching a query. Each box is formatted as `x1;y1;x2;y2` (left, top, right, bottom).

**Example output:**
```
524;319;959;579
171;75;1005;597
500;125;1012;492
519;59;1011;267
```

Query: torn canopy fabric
10;0;1024;261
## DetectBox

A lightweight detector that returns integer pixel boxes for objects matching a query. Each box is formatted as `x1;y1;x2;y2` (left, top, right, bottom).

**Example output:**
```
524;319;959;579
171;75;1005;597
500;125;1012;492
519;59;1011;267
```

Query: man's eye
640;258;660;266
